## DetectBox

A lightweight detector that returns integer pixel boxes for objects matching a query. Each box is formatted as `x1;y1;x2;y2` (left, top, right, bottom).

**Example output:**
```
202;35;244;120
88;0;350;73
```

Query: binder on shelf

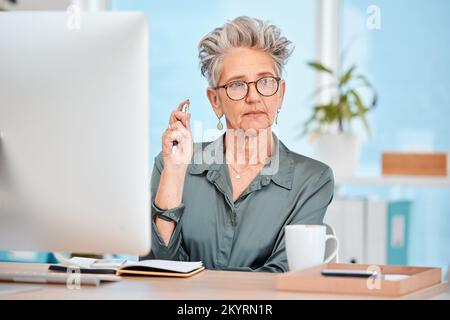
387;201;411;265
325;197;411;266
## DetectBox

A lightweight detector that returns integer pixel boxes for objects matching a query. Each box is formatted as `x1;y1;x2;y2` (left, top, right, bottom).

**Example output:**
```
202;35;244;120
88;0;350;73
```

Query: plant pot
311;133;361;183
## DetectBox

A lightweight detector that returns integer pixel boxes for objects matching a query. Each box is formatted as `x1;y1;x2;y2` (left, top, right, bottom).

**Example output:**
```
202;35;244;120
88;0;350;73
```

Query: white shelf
337;175;450;188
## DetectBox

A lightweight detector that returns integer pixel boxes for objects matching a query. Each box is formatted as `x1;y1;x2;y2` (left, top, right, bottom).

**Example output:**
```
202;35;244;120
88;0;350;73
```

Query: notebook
48;257;205;278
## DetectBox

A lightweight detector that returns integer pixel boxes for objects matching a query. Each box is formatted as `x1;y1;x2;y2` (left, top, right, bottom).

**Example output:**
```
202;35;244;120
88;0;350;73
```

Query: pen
172;100;190;154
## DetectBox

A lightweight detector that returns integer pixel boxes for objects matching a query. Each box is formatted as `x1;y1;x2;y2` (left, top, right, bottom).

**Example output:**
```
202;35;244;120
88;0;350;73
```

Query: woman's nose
245;82;262;103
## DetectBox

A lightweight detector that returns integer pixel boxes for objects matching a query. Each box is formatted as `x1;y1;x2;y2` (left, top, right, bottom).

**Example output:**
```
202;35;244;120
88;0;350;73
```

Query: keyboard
0;270;121;286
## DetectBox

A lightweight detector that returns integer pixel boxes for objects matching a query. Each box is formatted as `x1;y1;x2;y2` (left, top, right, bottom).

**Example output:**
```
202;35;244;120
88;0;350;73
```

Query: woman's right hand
155;99;193;211
161;99;193;172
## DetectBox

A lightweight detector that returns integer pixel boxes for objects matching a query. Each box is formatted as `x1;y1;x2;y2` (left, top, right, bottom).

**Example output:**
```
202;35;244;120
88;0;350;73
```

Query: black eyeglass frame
213;76;282;101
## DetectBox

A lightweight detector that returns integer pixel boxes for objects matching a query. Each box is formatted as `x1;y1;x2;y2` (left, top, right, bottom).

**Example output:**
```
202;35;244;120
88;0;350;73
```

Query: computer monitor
0;12;151;256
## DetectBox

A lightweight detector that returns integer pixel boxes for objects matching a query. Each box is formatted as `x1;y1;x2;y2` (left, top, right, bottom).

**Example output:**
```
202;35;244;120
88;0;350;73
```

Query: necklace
228;164;249;179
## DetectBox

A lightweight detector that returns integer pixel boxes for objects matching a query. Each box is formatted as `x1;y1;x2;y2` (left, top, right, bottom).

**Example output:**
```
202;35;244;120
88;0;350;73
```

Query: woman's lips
244;112;265;116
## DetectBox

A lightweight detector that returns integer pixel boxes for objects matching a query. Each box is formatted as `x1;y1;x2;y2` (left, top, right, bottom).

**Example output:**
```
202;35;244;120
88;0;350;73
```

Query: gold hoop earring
217;116;224;130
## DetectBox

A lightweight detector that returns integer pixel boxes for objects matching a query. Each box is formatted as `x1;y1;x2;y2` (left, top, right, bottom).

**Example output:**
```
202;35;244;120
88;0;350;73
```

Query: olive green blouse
144;133;334;273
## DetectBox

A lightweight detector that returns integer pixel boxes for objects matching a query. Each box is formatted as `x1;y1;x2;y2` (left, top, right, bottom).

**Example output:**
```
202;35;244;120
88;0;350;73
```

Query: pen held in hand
172;101;190;154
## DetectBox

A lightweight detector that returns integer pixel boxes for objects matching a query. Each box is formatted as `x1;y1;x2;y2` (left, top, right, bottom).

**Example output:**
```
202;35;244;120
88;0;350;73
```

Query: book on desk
49;257;205;278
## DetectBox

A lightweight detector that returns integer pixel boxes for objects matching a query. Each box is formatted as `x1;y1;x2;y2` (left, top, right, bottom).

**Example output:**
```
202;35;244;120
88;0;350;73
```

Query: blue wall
342;0;450;272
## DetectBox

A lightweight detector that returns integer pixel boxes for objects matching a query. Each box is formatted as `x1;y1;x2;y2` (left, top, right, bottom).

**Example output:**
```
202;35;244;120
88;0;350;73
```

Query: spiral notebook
48;257;205;278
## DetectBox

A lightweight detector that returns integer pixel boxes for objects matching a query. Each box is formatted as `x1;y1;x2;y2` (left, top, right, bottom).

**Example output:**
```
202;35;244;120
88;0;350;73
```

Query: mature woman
148;16;334;272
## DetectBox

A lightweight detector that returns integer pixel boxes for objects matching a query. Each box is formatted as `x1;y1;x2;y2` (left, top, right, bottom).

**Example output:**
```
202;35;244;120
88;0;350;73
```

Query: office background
1;0;449;275
110;0;450;273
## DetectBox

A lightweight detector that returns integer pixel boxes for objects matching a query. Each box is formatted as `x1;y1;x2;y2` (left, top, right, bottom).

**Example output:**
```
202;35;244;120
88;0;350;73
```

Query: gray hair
198;16;294;87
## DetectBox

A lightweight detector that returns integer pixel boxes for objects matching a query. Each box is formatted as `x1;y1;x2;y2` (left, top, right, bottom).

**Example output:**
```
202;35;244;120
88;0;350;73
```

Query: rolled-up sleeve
142;153;190;261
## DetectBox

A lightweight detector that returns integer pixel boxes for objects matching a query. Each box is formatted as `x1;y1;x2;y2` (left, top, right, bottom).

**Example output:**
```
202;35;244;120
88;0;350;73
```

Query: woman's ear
277;79;286;111
207;87;224;118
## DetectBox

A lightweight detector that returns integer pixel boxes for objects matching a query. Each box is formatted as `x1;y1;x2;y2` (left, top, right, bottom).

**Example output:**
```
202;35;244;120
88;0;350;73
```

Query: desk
0;262;448;300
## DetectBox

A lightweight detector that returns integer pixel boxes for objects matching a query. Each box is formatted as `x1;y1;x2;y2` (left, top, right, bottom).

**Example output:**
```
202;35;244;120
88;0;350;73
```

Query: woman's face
207;47;286;132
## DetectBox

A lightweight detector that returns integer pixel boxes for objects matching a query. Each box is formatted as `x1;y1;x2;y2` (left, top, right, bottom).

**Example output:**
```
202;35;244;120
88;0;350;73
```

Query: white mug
285;224;339;271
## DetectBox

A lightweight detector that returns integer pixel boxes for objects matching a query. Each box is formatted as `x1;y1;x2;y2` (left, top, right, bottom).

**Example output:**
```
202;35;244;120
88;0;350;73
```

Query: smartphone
321;269;377;278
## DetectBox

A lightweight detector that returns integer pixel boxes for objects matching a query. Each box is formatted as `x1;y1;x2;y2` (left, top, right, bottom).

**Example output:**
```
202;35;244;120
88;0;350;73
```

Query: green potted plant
301;60;377;181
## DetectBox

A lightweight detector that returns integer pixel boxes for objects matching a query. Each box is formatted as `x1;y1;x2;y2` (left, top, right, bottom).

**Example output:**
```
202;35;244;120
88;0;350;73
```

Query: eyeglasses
213;76;281;101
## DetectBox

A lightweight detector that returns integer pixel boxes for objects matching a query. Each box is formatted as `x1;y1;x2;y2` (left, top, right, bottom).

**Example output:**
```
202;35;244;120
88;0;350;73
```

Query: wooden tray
275;263;442;297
